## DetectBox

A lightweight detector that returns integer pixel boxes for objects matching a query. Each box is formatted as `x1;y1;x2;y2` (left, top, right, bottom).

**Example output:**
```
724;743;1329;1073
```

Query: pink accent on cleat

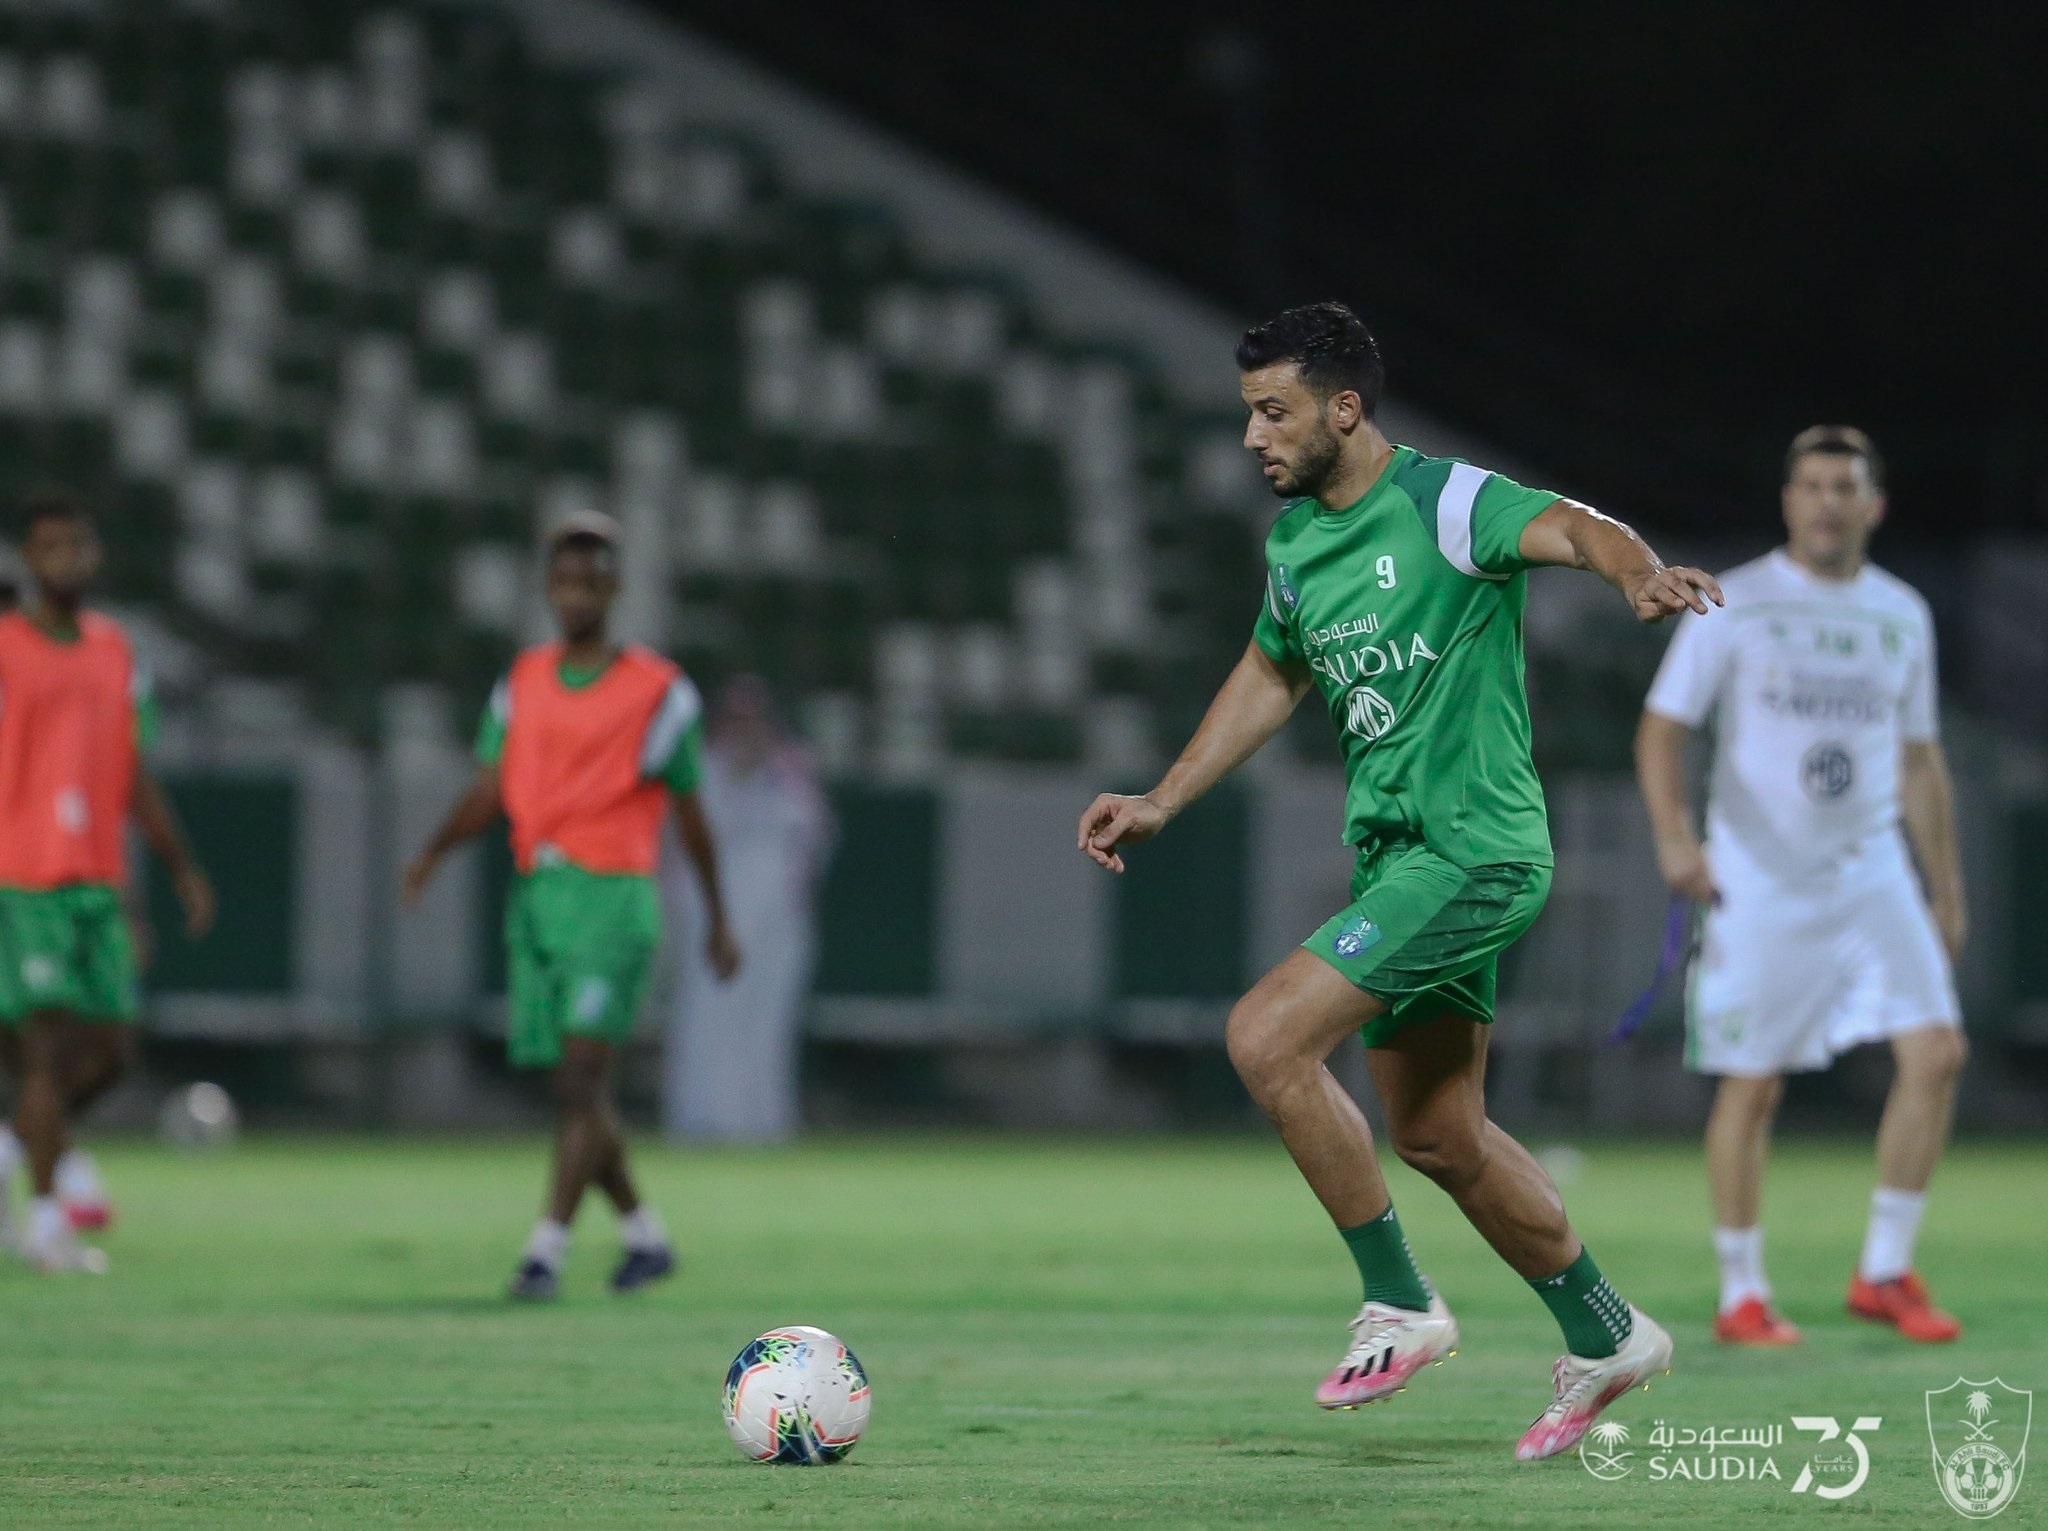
1315;1292;1459;1410
63;1198;113;1232
1516;1305;1673;1461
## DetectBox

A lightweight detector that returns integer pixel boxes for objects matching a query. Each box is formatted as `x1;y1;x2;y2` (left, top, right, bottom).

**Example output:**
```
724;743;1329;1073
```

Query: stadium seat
0;0;1286;769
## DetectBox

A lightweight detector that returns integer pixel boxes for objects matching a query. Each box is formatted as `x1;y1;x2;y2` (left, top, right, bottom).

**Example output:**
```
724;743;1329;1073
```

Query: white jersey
1645;550;1938;881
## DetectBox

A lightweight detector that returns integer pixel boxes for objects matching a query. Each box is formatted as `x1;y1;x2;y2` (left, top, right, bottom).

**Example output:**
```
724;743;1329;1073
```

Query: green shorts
1304;837;1551;1045
504;865;660;1069
0;884;139;1025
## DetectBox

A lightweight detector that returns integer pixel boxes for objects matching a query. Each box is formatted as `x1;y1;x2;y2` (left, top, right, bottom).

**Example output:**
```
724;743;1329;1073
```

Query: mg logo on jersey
1800;742;1854;801
1344;684;1397;740
1928;1379;2030;1520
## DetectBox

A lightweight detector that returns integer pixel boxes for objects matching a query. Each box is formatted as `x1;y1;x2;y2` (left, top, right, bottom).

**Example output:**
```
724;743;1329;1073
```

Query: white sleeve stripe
639;676;703;775
1436;463;1509;581
1266;573;1285;625
488;677;512;727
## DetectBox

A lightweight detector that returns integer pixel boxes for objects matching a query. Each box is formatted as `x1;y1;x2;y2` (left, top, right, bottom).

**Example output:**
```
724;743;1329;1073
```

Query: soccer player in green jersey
404;513;740;1300
0;490;215;1272
1077;303;1723;1460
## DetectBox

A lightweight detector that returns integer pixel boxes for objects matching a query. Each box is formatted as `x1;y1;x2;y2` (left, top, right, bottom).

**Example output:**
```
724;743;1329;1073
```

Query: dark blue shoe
610;1243;677;1294
507;1258;560;1301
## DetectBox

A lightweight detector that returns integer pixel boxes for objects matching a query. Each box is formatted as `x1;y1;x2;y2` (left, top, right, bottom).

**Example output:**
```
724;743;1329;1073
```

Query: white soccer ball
159;1082;239;1151
723;1325;871;1464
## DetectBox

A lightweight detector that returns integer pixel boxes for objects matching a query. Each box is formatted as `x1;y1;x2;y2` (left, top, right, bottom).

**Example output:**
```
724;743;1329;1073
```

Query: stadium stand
0;0;1269;773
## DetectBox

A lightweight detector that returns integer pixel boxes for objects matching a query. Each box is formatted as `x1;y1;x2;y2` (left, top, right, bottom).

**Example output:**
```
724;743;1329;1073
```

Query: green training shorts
1304;837;1551;1044
0;884;139;1025
503;865;659;1069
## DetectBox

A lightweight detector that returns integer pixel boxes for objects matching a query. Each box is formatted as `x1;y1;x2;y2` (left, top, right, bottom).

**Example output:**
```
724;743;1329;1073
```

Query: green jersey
1251;446;1558;868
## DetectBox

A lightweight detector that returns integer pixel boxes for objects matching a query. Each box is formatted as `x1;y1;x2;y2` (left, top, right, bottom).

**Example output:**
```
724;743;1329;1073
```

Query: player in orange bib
404;513;740;1300
0;490;215;1272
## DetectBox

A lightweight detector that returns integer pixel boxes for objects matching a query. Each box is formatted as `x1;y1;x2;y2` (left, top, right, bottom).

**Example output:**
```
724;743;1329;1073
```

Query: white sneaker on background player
1515;1306;1673;1460
1315;1290;1460;1409
23;1196;108;1275
56;1147;113;1231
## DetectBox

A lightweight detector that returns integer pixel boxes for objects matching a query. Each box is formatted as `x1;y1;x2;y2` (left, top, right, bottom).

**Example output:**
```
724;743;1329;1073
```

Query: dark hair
544;509;622;567
1784;425;1884;490
550;530;615;559
1235;301;1385;416
17;485;93;539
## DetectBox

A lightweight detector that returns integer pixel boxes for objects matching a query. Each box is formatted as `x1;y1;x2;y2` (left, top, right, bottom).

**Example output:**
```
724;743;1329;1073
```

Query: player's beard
1275;415;1343;500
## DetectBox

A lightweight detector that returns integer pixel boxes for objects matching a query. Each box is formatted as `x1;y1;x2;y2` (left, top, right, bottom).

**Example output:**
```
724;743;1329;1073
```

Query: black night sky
655;2;2048;542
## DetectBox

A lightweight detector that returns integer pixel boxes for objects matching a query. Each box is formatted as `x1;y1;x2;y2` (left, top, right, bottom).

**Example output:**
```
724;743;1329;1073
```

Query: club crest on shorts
573;977;612;1023
1332;917;1382;960
1927;1379;2030;1520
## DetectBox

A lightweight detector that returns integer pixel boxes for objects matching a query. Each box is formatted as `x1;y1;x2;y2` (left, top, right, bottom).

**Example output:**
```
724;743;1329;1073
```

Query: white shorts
1685;833;1959;1076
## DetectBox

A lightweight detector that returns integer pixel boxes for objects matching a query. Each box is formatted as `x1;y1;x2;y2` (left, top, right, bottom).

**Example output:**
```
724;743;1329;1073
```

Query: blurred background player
0;490;215;1272
1636;426;1967;1345
1077;303;1720;1461
660;674;833;1143
403;512;740;1300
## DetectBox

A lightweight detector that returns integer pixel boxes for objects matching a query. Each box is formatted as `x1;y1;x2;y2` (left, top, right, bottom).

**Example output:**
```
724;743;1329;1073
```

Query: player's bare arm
401;764;504;905
1633;710;1719;904
132;769;215;938
1077;639;1311;874
671;790;742;980
1517;499;1723;621
1901;738;1967;958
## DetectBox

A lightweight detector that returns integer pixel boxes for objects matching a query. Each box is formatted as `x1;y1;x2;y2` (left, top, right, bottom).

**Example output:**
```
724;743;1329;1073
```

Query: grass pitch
0;1135;2039;1529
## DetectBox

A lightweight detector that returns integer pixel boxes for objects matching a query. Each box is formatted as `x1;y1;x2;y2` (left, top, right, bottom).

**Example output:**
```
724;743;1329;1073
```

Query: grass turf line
0;1137;2038;1529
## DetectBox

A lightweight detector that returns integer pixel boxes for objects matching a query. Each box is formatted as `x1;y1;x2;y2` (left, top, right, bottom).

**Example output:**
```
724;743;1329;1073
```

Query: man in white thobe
660;677;832;1141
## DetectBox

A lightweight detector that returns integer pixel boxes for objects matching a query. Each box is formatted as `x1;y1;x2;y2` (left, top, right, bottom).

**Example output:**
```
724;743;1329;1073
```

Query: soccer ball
722;1326;871;1464
159;1082;239;1151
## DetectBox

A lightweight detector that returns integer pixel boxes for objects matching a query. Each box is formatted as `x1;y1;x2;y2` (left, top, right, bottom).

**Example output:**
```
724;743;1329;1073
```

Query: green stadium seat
356;156;424;255
100;480;177;602
0;0;1194;763
187;409;250;462
948;708;1082;763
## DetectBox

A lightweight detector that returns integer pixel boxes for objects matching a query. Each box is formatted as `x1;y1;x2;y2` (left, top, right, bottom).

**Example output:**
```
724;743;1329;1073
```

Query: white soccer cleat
26;1228;110;1276
57;1149;113;1231
1515;1305;1672;1460
1315;1290;1459;1409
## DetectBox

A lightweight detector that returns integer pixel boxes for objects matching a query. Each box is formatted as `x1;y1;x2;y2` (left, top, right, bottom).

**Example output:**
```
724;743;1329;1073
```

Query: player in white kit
1636;427;1966;1346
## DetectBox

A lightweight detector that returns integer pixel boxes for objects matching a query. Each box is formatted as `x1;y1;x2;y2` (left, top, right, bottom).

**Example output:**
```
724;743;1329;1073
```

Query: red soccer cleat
1713;1296;1802;1347
1847;1271;1961;1343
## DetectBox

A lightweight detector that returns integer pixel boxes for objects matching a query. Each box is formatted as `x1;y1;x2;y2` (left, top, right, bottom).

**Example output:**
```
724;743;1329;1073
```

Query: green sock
1339;1205;1432;1310
1529;1247;1634;1358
